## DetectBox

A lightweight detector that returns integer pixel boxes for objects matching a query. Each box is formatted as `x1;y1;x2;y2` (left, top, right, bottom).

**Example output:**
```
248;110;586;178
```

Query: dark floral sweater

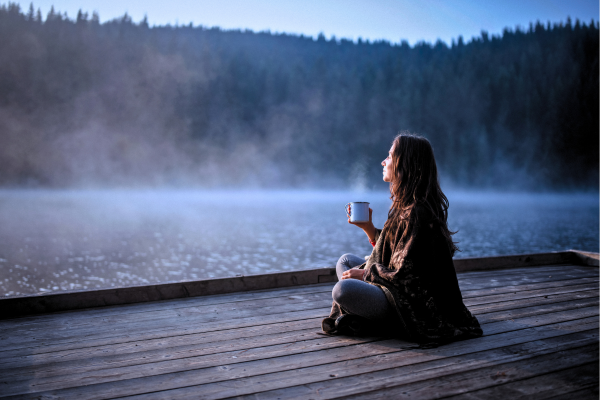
327;206;483;344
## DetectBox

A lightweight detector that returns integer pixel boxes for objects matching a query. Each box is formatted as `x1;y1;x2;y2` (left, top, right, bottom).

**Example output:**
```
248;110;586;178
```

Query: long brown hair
385;132;458;260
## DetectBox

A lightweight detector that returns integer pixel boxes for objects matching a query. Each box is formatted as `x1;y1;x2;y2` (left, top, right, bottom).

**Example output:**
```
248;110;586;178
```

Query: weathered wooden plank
458;268;597;295
255;340;598;400
472;295;598;323
0;260;596;400
0;290;333;337
0;333;383;397
458;268;597;291
453;250;598;272
0;299;332;349
0;286;588;358
0;318;323;367
0;283;336;327
0;326;325;378
2;290;595;381
468;289;598;314
337;344;599;400
113;334;600;400
0;308;327;355
222;340;599;400
2;306;597;398
567;249;600;267
456;263;594;279
461;276;598;299
1;264;584;328
442;363;599;399
2;270;594;342
1;277;596;354
2;263;588;331
1;290;596;372
457;267;597;288
33;321;597;400
481;306;597;335
0;265;593;333
0;267;338;319
463;282;597;306
541;387;600;400
2;286;596;367
0;276;590;353
1;250;596;319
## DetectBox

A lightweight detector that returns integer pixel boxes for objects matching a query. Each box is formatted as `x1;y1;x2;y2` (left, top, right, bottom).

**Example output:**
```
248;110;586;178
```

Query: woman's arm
343;207;380;280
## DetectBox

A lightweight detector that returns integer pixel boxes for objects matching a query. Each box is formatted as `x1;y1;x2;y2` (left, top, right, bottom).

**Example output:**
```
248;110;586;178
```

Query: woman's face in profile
382;146;394;182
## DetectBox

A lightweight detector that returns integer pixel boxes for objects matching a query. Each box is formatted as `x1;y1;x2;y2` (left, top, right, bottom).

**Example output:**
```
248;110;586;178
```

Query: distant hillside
0;3;597;189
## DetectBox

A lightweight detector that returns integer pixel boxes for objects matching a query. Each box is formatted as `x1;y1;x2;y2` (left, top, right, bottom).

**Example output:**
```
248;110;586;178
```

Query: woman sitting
322;133;483;345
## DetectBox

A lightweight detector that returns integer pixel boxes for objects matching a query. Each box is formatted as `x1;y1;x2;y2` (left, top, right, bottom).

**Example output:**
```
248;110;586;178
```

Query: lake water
0;190;597;297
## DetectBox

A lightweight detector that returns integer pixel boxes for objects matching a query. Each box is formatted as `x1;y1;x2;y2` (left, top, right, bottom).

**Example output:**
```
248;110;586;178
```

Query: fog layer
1;189;597;296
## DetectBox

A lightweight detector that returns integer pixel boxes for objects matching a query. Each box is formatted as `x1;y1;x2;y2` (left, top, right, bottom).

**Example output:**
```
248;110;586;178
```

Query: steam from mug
345;202;370;223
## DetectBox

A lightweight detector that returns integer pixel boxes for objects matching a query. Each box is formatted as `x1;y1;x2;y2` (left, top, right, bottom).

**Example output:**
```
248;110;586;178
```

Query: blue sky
11;0;599;45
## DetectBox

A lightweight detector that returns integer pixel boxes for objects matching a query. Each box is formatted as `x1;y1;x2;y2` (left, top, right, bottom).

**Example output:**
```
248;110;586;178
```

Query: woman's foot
321;317;337;334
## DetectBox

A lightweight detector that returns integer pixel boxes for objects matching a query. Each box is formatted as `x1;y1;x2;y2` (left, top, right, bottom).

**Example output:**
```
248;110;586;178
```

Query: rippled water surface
0;190;597;296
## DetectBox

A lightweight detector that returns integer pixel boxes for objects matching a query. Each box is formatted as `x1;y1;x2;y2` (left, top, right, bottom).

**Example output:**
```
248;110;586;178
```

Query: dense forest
0;3;598;189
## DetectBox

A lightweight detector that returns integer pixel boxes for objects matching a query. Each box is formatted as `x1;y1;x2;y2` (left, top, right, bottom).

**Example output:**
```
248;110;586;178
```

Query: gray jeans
332;253;396;321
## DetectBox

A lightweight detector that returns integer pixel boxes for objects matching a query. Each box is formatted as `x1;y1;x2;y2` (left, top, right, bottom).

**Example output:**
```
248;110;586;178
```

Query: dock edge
1;249;597;319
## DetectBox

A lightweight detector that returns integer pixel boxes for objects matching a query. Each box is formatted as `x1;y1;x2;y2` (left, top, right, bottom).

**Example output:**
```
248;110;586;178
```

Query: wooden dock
0;250;598;399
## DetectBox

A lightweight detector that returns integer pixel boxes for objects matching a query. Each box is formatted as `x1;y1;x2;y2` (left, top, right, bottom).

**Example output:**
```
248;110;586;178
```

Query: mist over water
0;189;597;297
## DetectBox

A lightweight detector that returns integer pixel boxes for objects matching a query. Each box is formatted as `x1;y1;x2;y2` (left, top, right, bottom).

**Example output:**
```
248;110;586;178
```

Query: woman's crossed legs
333;253;395;321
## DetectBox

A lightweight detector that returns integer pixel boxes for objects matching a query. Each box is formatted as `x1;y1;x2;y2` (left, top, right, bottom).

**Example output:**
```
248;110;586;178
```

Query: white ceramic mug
345;202;370;223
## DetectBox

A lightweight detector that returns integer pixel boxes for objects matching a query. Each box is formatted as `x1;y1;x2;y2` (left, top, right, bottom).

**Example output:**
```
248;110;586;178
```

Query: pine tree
26;2;34;21
46;5;55;21
76;9;88;24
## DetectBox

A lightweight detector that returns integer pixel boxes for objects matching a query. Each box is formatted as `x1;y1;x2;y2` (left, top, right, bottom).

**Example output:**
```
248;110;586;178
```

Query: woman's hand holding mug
346;203;377;243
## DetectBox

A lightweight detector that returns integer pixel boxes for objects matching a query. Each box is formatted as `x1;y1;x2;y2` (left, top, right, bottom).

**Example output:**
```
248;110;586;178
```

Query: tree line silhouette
0;3;597;189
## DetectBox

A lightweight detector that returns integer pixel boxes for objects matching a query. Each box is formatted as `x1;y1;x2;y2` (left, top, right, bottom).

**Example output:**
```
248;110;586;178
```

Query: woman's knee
337;253;364;271
332;279;357;305
337;253;354;268
332;279;393;320
336;253;354;280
